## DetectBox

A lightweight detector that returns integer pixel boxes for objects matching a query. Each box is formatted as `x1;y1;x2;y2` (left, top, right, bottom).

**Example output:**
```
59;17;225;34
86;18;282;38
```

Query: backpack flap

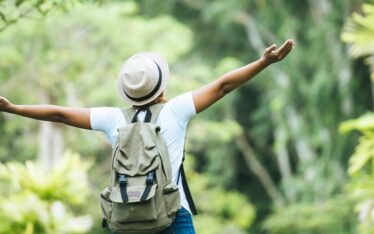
110;184;158;203
114;123;160;176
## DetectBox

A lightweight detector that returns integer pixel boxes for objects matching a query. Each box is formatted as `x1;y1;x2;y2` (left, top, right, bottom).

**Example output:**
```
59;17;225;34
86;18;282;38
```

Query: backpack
99;104;182;234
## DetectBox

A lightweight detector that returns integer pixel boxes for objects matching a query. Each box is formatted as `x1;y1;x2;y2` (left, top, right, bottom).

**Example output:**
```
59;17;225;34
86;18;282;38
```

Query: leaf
339;113;374;134
0;11;6;22
348;136;374;176
15;0;25;7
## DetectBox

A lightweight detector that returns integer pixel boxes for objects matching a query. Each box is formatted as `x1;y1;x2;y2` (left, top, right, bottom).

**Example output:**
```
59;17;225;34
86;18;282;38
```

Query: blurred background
0;0;374;233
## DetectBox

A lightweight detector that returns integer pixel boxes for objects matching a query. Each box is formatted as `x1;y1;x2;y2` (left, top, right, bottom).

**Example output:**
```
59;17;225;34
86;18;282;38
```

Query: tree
0;1;193;169
0;0;78;32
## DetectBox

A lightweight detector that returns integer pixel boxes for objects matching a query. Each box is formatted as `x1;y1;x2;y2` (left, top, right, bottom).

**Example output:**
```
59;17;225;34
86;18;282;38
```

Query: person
0;39;294;233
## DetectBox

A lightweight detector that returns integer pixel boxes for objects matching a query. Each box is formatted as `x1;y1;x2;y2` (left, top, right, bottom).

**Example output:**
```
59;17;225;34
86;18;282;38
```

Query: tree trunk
236;133;285;208
38;120;53;170
273;126;292;180
37;91;64;171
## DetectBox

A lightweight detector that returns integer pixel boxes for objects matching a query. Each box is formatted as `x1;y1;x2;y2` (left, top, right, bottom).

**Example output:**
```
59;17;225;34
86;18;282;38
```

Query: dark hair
133;92;167;108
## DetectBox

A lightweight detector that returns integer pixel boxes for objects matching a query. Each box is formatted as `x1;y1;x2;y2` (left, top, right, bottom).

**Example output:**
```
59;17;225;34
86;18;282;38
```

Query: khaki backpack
100;104;181;234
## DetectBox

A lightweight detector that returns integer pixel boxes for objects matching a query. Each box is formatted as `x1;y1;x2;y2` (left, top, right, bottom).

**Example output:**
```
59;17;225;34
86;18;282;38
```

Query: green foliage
341;114;374;176
0;151;92;234
280;159;346;204
0;0;78;31
190;119;242;145
0;150;92;205
262;196;356;234
340;114;374;233
185;156;256;234
341;3;374;232
342;3;374;80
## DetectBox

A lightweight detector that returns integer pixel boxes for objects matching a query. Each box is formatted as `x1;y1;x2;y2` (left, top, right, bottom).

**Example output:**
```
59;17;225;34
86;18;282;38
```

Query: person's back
98;104;183;233
91;92;196;215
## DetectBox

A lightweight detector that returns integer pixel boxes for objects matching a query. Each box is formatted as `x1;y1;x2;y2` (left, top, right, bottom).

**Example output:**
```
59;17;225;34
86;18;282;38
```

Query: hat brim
117;52;169;106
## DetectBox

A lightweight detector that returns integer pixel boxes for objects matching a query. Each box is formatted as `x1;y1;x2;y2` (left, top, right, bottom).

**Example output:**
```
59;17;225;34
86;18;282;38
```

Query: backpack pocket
163;184;181;217
100;187;113;221
110;184;158;223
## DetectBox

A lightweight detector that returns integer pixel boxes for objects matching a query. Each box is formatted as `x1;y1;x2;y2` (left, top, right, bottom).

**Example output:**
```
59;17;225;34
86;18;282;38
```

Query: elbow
222;86;232;95
52;106;71;124
52;112;66;123
220;82;232;96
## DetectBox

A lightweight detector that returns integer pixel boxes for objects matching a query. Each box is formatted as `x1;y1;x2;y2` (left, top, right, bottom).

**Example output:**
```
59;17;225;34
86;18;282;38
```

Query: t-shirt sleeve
167;92;196;127
90;107;124;144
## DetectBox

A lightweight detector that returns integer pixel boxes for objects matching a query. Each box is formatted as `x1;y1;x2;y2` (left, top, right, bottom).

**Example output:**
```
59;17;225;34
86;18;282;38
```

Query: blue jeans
158;207;196;234
111;207;196;234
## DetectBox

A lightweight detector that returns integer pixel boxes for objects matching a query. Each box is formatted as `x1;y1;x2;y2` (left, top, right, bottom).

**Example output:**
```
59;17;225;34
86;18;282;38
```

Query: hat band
123;61;162;102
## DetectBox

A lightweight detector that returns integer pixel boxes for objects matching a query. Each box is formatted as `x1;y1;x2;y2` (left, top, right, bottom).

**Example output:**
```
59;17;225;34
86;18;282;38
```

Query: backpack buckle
119;174;127;185
146;172;155;185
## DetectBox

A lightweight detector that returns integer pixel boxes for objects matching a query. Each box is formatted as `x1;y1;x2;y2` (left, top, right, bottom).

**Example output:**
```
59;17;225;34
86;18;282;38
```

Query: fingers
278;48;292;60
278;41;294;59
0;96;9;105
271;39;294;60
275;41;289;54
265;44;277;55
275;39;294;54
262;39;295;64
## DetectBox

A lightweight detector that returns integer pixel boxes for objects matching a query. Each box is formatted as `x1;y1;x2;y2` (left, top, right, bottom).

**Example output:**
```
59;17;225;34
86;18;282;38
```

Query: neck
133;102;155;109
133;97;167;109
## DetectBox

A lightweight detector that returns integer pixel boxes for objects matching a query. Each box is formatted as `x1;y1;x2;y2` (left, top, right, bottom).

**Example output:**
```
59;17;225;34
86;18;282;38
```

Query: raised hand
261;39;295;65
0;96;12;112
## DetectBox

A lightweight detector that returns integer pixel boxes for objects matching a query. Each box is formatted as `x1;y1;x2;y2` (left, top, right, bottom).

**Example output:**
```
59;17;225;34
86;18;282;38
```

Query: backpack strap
122;104;164;124
140;171;155;201
148;104;164;123
122;108;134;124
178;163;198;215
177;147;198;215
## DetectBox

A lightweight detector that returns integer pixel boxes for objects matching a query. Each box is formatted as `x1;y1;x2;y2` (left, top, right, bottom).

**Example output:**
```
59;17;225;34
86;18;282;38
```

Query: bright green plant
342;3;374;80
0;151;92;234
341;3;374;233
340;114;374;234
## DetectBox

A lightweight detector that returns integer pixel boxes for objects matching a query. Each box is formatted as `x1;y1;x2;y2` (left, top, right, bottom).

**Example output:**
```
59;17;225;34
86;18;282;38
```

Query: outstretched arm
192;39;294;113
0;96;91;129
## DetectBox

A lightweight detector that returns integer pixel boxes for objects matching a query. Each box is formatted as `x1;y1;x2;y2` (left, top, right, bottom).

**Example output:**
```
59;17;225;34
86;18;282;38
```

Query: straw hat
117;52;169;106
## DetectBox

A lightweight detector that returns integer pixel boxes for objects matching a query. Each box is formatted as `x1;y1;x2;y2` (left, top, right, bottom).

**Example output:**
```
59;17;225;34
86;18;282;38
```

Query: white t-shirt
90;92;196;213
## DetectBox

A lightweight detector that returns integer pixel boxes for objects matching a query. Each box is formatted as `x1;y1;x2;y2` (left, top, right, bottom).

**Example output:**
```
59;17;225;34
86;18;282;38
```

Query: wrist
5;104;18;113
258;57;271;67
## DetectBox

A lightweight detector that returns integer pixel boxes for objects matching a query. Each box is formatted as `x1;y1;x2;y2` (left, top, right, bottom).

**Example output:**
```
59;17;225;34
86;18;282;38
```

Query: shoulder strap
177;146;198;215
148;104;164;123
178;163;198;215
122;108;134;124
121;104;164;124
